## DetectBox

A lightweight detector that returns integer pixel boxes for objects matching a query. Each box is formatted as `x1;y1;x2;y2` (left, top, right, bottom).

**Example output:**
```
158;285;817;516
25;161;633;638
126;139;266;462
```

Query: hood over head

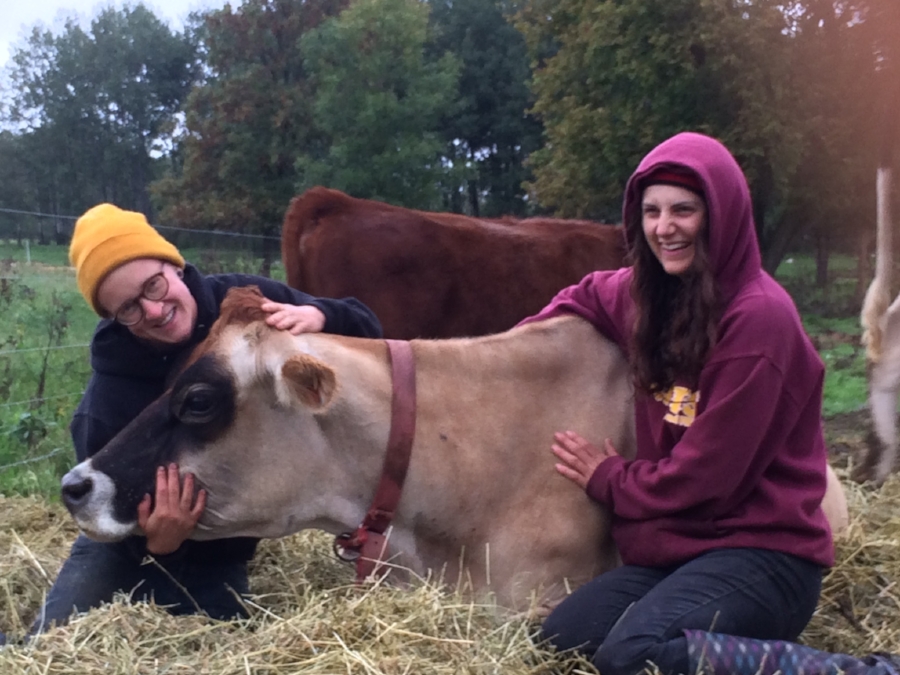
623;132;762;302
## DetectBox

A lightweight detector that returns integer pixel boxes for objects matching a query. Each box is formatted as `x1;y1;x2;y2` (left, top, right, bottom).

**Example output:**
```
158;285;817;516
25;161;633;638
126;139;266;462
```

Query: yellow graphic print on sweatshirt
654;386;700;427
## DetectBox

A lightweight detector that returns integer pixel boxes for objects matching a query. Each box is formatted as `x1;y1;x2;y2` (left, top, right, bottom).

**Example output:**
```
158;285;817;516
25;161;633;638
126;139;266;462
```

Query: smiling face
96;258;198;345
641;184;707;276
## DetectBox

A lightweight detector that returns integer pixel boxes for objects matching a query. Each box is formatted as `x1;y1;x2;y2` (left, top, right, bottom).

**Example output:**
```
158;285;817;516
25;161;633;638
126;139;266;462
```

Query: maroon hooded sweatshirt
524;132;834;568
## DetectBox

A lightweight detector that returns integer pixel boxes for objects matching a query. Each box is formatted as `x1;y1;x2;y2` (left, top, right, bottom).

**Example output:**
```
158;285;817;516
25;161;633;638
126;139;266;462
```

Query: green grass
777;253;868;418
0;240;72;266
776;254;864;318
0;264;95;498
806;321;868;418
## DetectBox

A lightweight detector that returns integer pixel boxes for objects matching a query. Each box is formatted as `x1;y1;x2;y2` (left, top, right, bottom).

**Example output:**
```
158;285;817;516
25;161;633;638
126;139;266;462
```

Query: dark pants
29;534;250;635
541;547;823;675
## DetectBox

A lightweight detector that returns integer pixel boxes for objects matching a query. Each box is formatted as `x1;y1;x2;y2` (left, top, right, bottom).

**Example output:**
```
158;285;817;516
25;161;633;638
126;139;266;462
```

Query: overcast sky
1;0;229;69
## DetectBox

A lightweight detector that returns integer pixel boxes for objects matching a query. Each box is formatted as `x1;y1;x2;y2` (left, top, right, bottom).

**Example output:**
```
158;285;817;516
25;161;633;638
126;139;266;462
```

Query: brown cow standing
281;187;628;339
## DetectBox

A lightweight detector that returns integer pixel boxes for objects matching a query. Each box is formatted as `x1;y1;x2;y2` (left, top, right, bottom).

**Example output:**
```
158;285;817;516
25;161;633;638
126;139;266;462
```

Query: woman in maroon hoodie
530;132;898;675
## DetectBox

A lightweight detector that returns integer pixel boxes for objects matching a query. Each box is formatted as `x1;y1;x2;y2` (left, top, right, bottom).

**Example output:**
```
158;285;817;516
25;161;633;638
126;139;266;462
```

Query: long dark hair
627;207;721;394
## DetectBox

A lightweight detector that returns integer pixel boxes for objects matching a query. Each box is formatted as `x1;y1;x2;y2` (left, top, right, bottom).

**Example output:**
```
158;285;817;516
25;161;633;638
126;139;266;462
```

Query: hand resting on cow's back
62;285;639;612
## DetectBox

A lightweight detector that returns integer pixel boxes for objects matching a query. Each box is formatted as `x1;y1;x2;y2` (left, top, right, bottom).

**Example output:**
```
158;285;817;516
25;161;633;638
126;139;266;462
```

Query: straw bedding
0;454;897;673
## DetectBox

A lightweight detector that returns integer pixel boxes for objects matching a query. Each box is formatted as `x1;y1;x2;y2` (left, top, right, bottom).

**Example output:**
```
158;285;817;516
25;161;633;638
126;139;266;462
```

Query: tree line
0;0;896;274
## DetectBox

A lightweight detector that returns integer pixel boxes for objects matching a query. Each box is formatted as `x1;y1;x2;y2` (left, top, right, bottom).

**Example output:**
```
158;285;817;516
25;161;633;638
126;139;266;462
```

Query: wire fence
0;392;84;410
0;343;91;357
0;206;281;240
0;206;282;270
0;345;89;415
0;448;68;473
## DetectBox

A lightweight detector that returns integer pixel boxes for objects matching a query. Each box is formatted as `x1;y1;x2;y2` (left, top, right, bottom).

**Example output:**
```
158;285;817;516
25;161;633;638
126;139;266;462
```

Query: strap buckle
333;531;362;563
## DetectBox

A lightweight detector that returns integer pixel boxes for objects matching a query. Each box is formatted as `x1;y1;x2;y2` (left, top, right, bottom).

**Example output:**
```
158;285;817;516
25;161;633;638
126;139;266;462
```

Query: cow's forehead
210;321;271;390
216;322;320;396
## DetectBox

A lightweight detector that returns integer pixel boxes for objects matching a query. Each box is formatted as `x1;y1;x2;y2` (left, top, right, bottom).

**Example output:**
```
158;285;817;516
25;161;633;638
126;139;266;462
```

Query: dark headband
641;169;704;196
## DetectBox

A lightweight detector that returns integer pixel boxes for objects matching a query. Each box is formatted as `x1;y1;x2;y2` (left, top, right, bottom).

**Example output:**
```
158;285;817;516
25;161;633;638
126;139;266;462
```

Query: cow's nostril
61;474;94;511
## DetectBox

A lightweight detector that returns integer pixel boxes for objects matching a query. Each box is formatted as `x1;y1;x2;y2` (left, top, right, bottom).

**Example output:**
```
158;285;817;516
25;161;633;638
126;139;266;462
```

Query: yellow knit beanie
69;203;185;315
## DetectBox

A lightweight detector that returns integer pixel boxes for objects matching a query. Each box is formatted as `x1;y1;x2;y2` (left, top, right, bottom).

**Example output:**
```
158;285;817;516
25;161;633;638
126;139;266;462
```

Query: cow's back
281;187;627;340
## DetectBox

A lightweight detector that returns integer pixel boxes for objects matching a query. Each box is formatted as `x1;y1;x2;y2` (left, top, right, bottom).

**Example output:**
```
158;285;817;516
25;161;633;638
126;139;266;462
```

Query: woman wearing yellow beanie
69;203;186;315
29;203;382;635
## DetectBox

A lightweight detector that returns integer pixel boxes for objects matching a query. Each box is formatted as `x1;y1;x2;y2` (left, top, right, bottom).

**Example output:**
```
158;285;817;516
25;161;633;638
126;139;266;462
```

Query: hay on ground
0;463;898;674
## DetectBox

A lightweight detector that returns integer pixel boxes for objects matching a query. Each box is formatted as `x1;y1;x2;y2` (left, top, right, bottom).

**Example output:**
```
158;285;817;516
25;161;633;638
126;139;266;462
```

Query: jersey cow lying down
282;187;628;339
60;287;849;613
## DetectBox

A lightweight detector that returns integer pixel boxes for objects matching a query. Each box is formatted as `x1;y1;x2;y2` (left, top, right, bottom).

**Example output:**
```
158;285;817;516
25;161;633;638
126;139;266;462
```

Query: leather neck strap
333;339;417;581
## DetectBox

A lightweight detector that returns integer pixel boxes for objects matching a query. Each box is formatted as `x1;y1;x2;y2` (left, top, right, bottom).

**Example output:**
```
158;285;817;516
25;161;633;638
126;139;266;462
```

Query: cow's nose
61;471;94;513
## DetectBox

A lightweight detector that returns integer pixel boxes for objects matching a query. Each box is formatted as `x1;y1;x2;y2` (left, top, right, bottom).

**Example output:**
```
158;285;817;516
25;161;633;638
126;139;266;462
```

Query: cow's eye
174;384;219;424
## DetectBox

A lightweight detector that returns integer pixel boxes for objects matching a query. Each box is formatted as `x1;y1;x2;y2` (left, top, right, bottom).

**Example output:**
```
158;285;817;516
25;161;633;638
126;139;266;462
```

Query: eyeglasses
114;271;169;326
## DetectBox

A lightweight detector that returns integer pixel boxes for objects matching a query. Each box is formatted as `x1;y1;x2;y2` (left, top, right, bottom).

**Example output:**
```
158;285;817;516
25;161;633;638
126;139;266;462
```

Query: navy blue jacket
70;264;383;563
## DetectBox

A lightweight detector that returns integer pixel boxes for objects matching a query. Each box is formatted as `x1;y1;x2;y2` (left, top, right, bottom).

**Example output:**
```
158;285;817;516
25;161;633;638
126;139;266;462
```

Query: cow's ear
279;354;337;409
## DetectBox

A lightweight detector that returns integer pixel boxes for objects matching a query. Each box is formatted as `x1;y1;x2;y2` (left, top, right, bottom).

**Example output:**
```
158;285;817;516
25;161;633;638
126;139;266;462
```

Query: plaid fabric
684;630;900;675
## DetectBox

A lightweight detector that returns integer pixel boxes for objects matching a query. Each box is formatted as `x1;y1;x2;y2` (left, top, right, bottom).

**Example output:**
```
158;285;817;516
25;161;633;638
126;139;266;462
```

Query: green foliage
153;0;349;235
514;0;889;273
190;249;285;279
776;254;863;318
152;0;539;221
2;4;198;217
0;133;39;216
295;0;459;209
515;0;799;222
7;412;50;448
762;0;888;272
808;324;868;419
0;265;94;499
778;253;869;418
427;0;542;216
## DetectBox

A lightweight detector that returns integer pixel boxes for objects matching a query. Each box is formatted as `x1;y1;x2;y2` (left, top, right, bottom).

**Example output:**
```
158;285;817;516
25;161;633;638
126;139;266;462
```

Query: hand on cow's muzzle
137;463;207;555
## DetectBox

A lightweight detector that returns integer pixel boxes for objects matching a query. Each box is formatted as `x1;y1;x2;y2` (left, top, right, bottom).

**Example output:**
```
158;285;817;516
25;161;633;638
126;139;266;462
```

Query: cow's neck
312;338;468;578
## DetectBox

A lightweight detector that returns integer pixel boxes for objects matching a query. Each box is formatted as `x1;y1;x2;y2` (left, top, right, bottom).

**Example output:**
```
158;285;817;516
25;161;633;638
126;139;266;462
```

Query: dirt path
825;409;871;475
